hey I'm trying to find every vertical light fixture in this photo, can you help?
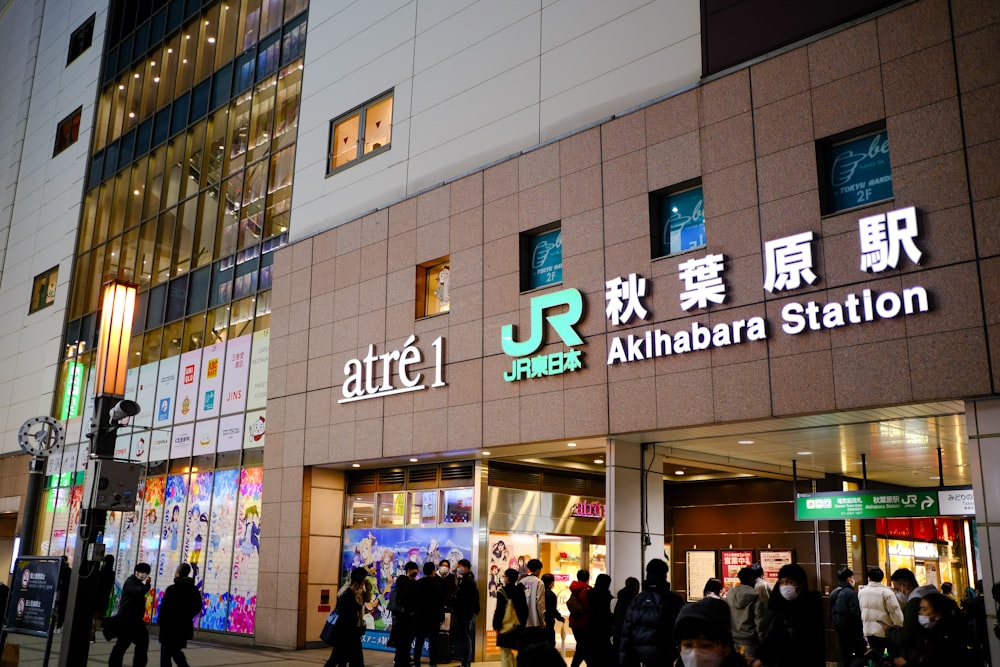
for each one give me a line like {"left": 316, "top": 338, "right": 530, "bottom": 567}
{"left": 94, "top": 280, "right": 137, "bottom": 397}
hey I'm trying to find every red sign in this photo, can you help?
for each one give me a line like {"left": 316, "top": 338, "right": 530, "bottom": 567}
{"left": 720, "top": 550, "right": 754, "bottom": 589}
{"left": 571, "top": 499, "right": 605, "bottom": 519}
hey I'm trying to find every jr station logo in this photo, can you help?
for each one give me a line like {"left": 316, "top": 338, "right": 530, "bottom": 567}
{"left": 501, "top": 288, "right": 585, "bottom": 381}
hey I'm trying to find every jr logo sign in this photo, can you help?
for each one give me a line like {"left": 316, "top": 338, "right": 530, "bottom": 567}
{"left": 501, "top": 288, "right": 585, "bottom": 381}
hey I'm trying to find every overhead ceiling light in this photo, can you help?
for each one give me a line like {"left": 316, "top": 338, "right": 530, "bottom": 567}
{"left": 594, "top": 458, "right": 604, "bottom": 464}
{"left": 853, "top": 461, "right": 864, "bottom": 465}
{"left": 797, "top": 451, "right": 812, "bottom": 456}
{"left": 929, "top": 475, "right": 941, "bottom": 480}
{"left": 738, "top": 440, "right": 754, "bottom": 445}
{"left": 674, "top": 469, "right": 685, "bottom": 476}
{"left": 409, "top": 458, "right": 418, "bottom": 463}
{"left": 481, "top": 451, "right": 490, "bottom": 456}
{"left": 567, "top": 442, "right": 577, "bottom": 447}
{"left": 351, "top": 463, "right": 360, "bottom": 468}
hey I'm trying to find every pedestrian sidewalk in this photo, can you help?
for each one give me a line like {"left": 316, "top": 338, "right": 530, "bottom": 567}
{"left": 1, "top": 633, "right": 537, "bottom": 666}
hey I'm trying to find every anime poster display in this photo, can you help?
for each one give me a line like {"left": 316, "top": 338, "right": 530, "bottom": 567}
{"left": 221, "top": 333, "right": 251, "bottom": 414}
{"left": 135, "top": 362, "right": 159, "bottom": 431}
{"left": 246, "top": 328, "right": 269, "bottom": 410}
{"left": 244, "top": 410, "right": 265, "bottom": 449}
{"left": 102, "top": 510, "right": 123, "bottom": 613}
{"left": 114, "top": 479, "right": 146, "bottom": 609}
{"left": 229, "top": 466, "right": 262, "bottom": 634}
{"left": 174, "top": 349, "right": 202, "bottom": 425}
{"left": 182, "top": 471, "right": 213, "bottom": 589}
{"left": 341, "top": 527, "right": 474, "bottom": 652}
{"left": 197, "top": 341, "right": 225, "bottom": 420}
{"left": 484, "top": 532, "right": 539, "bottom": 654}
{"left": 138, "top": 477, "right": 166, "bottom": 621}
{"left": 48, "top": 486, "right": 71, "bottom": 557}
{"left": 158, "top": 475, "right": 189, "bottom": 605}
{"left": 63, "top": 485, "right": 84, "bottom": 563}
{"left": 217, "top": 414, "right": 243, "bottom": 452}
{"left": 201, "top": 468, "right": 239, "bottom": 630}
{"left": 154, "top": 356, "right": 180, "bottom": 428}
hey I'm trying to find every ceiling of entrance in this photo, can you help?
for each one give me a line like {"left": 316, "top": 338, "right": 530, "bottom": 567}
{"left": 507, "top": 401, "right": 970, "bottom": 489}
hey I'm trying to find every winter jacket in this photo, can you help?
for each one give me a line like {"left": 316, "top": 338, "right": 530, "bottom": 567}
{"left": 829, "top": 581, "right": 862, "bottom": 633}
{"left": 858, "top": 581, "right": 904, "bottom": 637}
{"left": 544, "top": 588, "right": 563, "bottom": 634}
{"left": 118, "top": 574, "right": 151, "bottom": 624}
{"left": 518, "top": 574, "right": 546, "bottom": 628}
{"left": 757, "top": 588, "right": 826, "bottom": 667}
{"left": 157, "top": 576, "right": 203, "bottom": 646}
{"left": 493, "top": 582, "right": 527, "bottom": 649}
{"left": 95, "top": 562, "right": 116, "bottom": 615}
{"left": 727, "top": 583, "right": 764, "bottom": 649}
{"left": 451, "top": 572, "right": 480, "bottom": 618}
{"left": 567, "top": 580, "right": 591, "bottom": 630}
{"left": 618, "top": 581, "right": 684, "bottom": 666}
{"left": 612, "top": 585, "right": 637, "bottom": 650}
{"left": 413, "top": 574, "right": 445, "bottom": 631}
{"left": 887, "top": 583, "right": 938, "bottom": 662}
{"left": 587, "top": 586, "right": 614, "bottom": 640}
{"left": 908, "top": 612, "right": 977, "bottom": 666}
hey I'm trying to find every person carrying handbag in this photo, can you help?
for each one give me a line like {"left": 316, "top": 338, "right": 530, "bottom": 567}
{"left": 324, "top": 567, "right": 370, "bottom": 667}
{"left": 493, "top": 568, "right": 527, "bottom": 667}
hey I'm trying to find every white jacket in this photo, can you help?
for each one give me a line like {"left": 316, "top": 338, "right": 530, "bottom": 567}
{"left": 858, "top": 581, "right": 904, "bottom": 637}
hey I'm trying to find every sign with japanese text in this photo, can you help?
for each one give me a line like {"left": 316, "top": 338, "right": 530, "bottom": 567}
{"left": 822, "top": 130, "right": 893, "bottom": 213}
{"left": 197, "top": 341, "right": 225, "bottom": 420}
{"left": 758, "top": 550, "right": 793, "bottom": 585}
{"left": 685, "top": 550, "right": 717, "bottom": 602}
{"left": 6, "top": 557, "right": 60, "bottom": 637}
{"left": 936, "top": 486, "right": 976, "bottom": 516}
{"left": 221, "top": 334, "right": 252, "bottom": 414}
{"left": 720, "top": 550, "right": 755, "bottom": 589}
{"left": 174, "top": 349, "right": 202, "bottom": 425}
{"left": 501, "top": 288, "right": 584, "bottom": 381}
{"left": 795, "top": 489, "right": 943, "bottom": 520}
{"left": 246, "top": 328, "right": 270, "bottom": 411}
{"left": 217, "top": 413, "right": 244, "bottom": 452}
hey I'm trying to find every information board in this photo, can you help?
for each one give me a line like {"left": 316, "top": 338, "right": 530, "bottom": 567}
{"left": 5, "top": 556, "right": 60, "bottom": 637}
{"left": 685, "top": 550, "right": 716, "bottom": 602}
{"left": 796, "top": 489, "right": 941, "bottom": 520}
{"left": 822, "top": 129, "right": 893, "bottom": 212}
{"left": 720, "top": 550, "right": 754, "bottom": 590}
{"left": 758, "top": 549, "right": 793, "bottom": 586}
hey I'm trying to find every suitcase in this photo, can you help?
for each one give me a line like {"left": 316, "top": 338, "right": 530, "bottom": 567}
{"left": 432, "top": 630, "right": 451, "bottom": 664}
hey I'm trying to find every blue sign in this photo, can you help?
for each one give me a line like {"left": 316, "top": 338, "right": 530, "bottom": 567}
{"left": 823, "top": 130, "right": 893, "bottom": 213}
{"left": 660, "top": 187, "right": 705, "bottom": 256}
{"left": 157, "top": 397, "right": 171, "bottom": 422}
{"left": 527, "top": 229, "right": 562, "bottom": 289}
{"left": 203, "top": 390, "right": 215, "bottom": 411}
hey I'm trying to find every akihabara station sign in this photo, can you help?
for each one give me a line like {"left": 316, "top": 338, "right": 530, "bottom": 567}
{"left": 501, "top": 205, "right": 931, "bottom": 381}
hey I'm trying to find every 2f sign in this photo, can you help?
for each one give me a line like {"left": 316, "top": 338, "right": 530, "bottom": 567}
{"left": 339, "top": 335, "right": 445, "bottom": 403}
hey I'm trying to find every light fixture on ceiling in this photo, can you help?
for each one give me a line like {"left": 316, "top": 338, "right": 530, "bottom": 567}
{"left": 797, "top": 451, "right": 812, "bottom": 456}
{"left": 481, "top": 451, "right": 491, "bottom": 456}
{"left": 594, "top": 458, "right": 604, "bottom": 465}
{"left": 674, "top": 469, "right": 685, "bottom": 476}
{"left": 738, "top": 440, "right": 754, "bottom": 445}
{"left": 567, "top": 442, "right": 577, "bottom": 447}
{"left": 409, "top": 458, "right": 418, "bottom": 463}
{"left": 351, "top": 463, "right": 360, "bottom": 468}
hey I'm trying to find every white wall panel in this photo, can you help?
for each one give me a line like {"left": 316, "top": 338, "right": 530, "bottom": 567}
{"left": 540, "top": 0, "right": 653, "bottom": 53}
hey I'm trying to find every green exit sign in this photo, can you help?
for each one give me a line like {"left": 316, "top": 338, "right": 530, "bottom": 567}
{"left": 796, "top": 490, "right": 939, "bottom": 521}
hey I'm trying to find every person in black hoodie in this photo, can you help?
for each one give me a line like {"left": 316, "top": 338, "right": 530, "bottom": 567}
{"left": 619, "top": 559, "right": 684, "bottom": 667}
{"left": 92, "top": 554, "right": 116, "bottom": 642}
{"left": 109, "top": 562, "right": 152, "bottom": 667}
{"left": 587, "top": 573, "right": 614, "bottom": 664}
{"left": 451, "top": 559, "right": 480, "bottom": 667}
{"left": 752, "top": 563, "right": 825, "bottom": 667}
{"left": 413, "top": 561, "right": 445, "bottom": 667}
{"left": 156, "top": 563, "right": 203, "bottom": 667}
{"left": 542, "top": 573, "right": 564, "bottom": 647}
{"left": 389, "top": 561, "right": 419, "bottom": 667}
{"left": 613, "top": 576, "right": 639, "bottom": 654}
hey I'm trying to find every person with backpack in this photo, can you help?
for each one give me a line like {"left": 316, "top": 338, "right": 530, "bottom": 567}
{"left": 516, "top": 558, "right": 548, "bottom": 665}
{"left": 493, "top": 568, "right": 527, "bottom": 667}
{"left": 389, "top": 561, "right": 419, "bottom": 667}
{"left": 829, "top": 567, "right": 865, "bottom": 667}
{"left": 109, "top": 562, "right": 153, "bottom": 667}
{"left": 567, "top": 570, "right": 593, "bottom": 666}
{"left": 619, "top": 558, "right": 684, "bottom": 667}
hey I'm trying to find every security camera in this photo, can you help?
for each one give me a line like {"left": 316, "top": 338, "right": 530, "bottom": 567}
{"left": 108, "top": 400, "right": 141, "bottom": 423}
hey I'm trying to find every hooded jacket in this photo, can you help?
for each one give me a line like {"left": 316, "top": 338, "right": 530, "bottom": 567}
{"left": 567, "top": 580, "right": 591, "bottom": 630}
{"left": 757, "top": 587, "right": 826, "bottom": 667}
{"left": 157, "top": 576, "right": 203, "bottom": 646}
{"left": 618, "top": 580, "right": 684, "bottom": 666}
{"left": 887, "top": 583, "right": 938, "bottom": 661}
{"left": 858, "top": 580, "right": 904, "bottom": 637}
{"left": 726, "top": 583, "right": 764, "bottom": 647}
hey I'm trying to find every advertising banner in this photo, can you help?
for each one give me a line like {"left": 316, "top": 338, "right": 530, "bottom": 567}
{"left": 229, "top": 467, "right": 262, "bottom": 634}
{"left": 720, "top": 550, "right": 754, "bottom": 590}
{"left": 193, "top": 419, "right": 219, "bottom": 455}
{"left": 221, "top": 334, "right": 252, "bottom": 414}
{"left": 154, "top": 356, "right": 180, "bottom": 428}
{"left": 197, "top": 342, "right": 225, "bottom": 420}
{"left": 174, "top": 349, "right": 202, "bottom": 425}
{"left": 6, "top": 557, "right": 61, "bottom": 637}
{"left": 246, "top": 329, "right": 270, "bottom": 411}
{"left": 217, "top": 414, "right": 243, "bottom": 452}
{"left": 244, "top": 410, "right": 266, "bottom": 449}
{"left": 685, "top": 550, "right": 717, "bottom": 602}
{"left": 170, "top": 422, "right": 194, "bottom": 459}
{"left": 149, "top": 428, "right": 171, "bottom": 463}
{"left": 759, "top": 550, "right": 794, "bottom": 586}
{"left": 135, "top": 362, "right": 159, "bottom": 429}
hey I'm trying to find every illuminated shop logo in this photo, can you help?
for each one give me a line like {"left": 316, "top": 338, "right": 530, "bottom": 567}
{"left": 571, "top": 500, "right": 605, "bottom": 519}
{"left": 501, "top": 288, "right": 584, "bottom": 382}
{"left": 340, "top": 335, "right": 446, "bottom": 403}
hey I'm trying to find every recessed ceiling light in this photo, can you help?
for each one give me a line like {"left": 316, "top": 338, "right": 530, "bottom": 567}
{"left": 929, "top": 475, "right": 941, "bottom": 480}
{"left": 567, "top": 442, "right": 577, "bottom": 447}
{"left": 738, "top": 440, "right": 754, "bottom": 445}
{"left": 594, "top": 458, "right": 604, "bottom": 464}
{"left": 674, "top": 469, "right": 685, "bottom": 475}
{"left": 409, "top": 458, "right": 418, "bottom": 463}
{"left": 853, "top": 461, "right": 864, "bottom": 465}
{"left": 797, "top": 451, "right": 812, "bottom": 456}
{"left": 351, "top": 463, "right": 360, "bottom": 468}
{"left": 481, "top": 451, "right": 490, "bottom": 456}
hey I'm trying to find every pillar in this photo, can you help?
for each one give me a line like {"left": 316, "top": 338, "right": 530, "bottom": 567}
{"left": 607, "top": 440, "right": 665, "bottom": 589}
{"left": 965, "top": 399, "right": 1000, "bottom": 663}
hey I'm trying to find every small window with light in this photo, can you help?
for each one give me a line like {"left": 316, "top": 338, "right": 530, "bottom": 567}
{"left": 30, "top": 266, "right": 59, "bottom": 314}
{"left": 651, "top": 182, "right": 705, "bottom": 258}
{"left": 521, "top": 224, "right": 563, "bottom": 291}
{"left": 416, "top": 257, "right": 450, "bottom": 318}
{"left": 327, "top": 91, "right": 393, "bottom": 174}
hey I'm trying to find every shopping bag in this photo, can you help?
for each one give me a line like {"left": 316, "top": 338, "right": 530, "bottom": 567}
{"left": 319, "top": 610, "right": 339, "bottom": 646}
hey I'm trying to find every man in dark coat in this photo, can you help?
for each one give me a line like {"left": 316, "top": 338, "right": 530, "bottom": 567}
{"left": 390, "top": 561, "right": 419, "bottom": 667}
{"left": 753, "top": 563, "right": 825, "bottom": 667}
{"left": 412, "top": 561, "right": 445, "bottom": 667}
{"left": 109, "top": 562, "right": 152, "bottom": 667}
{"left": 450, "top": 559, "right": 480, "bottom": 667}
{"left": 157, "top": 563, "right": 203, "bottom": 667}
{"left": 56, "top": 555, "right": 71, "bottom": 632}
{"left": 829, "top": 567, "right": 865, "bottom": 667}
{"left": 618, "top": 558, "right": 684, "bottom": 667}
{"left": 92, "top": 554, "right": 116, "bottom": 642}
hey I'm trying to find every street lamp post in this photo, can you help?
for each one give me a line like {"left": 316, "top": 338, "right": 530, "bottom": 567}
{"left": 58, "top": 281, "right": 138, "bottom": 667}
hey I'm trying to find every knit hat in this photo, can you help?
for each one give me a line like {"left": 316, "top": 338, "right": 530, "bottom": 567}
{"left": 674, "top": 598, "right": 733, "bottom": 644}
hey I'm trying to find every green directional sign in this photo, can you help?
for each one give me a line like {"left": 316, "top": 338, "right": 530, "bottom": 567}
{"left": 795, "top": 490, "right": 938, "bottom": 521}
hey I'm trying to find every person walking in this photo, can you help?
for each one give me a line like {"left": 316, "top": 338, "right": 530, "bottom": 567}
{"left": 109, "top": 562, "right": 152, "bottom": 667}
{"left": 886, "top": 568, "right": 938, "bottom": 663}
{"left": 389, "top": 561, "right": 419, "bottom": 667}
{"left": 451, "top": 559, "right": 480, "bottom": 667}
{"left": 727, "top": 566, "right": 765, "bottom": 659}
{"left": 587, "top": 573, "right": 614, "bottom": 664}
{"left": 619, "top": 558, "right": 684, "bottom": 667}
{"left": 567, "top": 570, "right": 593, "bottom": 667}
{"left": 612, "top": 576, "right": 640, "bottom": 655}
{"left": 892, "top": 592, "right": 977, "bottom": 666}
{"left": 541, "top": 573, "right": 564, "bottom": 648}
{"left": 324, "top": 567, "right": 370, "bottom": 667}
{"left": 516, "top": 558, "right": 547, "bottom": 663}
{"left": 859, "top": 566, "right": 904, "bottom": 660}
{"left": 674, "top": 597, "right": 753, "bottom": 667}
{"left": 56, "top": 555, "right": 71, "bottom": 632}
{"left": 830, "top": 567, "right": 866, "bottom": 667}
{"left": 157, "top": 563, "right": 203, "bottom": 667}
{"left": 413, "top": 561, "right": 445, "bottom": 667}
{"left": 92, "top": 554, "right": 116, "bottom": 642}
{"left": 493, "top": 568, "right": 527, "bottom": 667}
{"left": 752, "top": 563, "right": 825, "bottom": 667}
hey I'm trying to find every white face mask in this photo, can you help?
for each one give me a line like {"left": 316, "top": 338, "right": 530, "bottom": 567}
{"left": 917, "top": 614, "right": 933, "bottom": 628}
{"left": 779, "top": 584, "right": 799, "bottom": 601}
{"left": 680, "top": 647, "right": 725, "bottom": 667}
{"left": 439, "top": 566, "right": 450, "bottom": 576}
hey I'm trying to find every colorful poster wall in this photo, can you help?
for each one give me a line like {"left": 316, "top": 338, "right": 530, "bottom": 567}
{"left": 342, "top": 527, "right": 474, "bottom": 652}
{"left": 484, "top": 532, "right": 539, "bottom": 654}
{"left": 157, "top": 475, "right": 189, "bottom": 614}
{"left": 139, "top": 477, "right": 166, "bottom": 621}
{"left": 229, "top": 467, "right": 262, "bottom": 634}
{"left": 183, "top": 472, "right": 213, "bottom": 590}
{"left": 201, "top": 468, "right": 239, "bottom": 630}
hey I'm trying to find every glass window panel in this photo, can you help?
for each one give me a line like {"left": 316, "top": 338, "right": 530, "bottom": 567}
{"left": 170, "top": 91, "right": 191, "bottom": 138}
{"left": 94, "top": 89, "right": 113, "bottom": 152}
{"left": 117, "top": 128, "right": 136, "bottom": 170}
{"left": 284, "top": 0, "right": 306, "bottom": 21}
{"left": 657, "top": 186, "right": 705, "bottom": 257}
{"left": 260, "top": 0, "right": 282, "bottom": 39}
{"left": 195, "top": 190, "right": 219, "bottom": 268}
{"left": 104, "top": 234, "right": 123, "bottom": 282}
{"left": 187, "top": 266, "right": 211, "bottom": 314}
{"left": 215, "top": 1, "right": 240, "bottom": 69}
{"left": 210, "top": 257, "right": 234, "bottom": 308}
{"left": 183, "top": 313, "right": 206, "bottom": 351}
{"left": 89, "top": 152, "right": 104, "bottom": 191}
{"left": 109, "top": 171, "right": 130, "bottom": 239}
{"left": 173, "top": 195, "right": 199, "bottom": 275}
{"left": 102, "top": 142, "right": 118, "bottom": 180}
{"left": 248, "top": 76, "right": 276, "bottom": 162}
{"left": 363, "top": 95, "right": 393, "bottom": 155}
{"left": 143, "top": 147, "right": 166, "bottom": 219}
{"left": 196, "top": 7, "right": 219, "bottom": 83}
{"left": 163, "top": 319, "right": 184, "bottom": 359}
{"left": 273, "top": 62, "right": 300, "bottom": 151}
{"left": 190, "top": 79, "right": 210, "bottom": 122}
{"left": 142, "top": 325, "right": 163, "bottom": 363}
{"left": 174, "top": 28, "right": 198, "bottom": 96}
{"left": 211, "top": 64, "right": 233, "bottom": 110}
{"left": 78, "top": 192, "right": 97, "bottom": 254}
{"left": 239, "top": 0, "right": 262, "bottom": 51}
{"left": 442, "top": 488, "right": 473, "bottom": 523}
{"left": 234, "top": 251, "right": 259, "bottom": 300}
{"left": 152, "top": 211, "right": 176, "bottom": 286}
{"left": 253, "top": 289, "right": 270, "bottom": 331}
{"left": 166, "top": 275, "right": 188, "bottom": 324}
{"left": 240, "top": 160, "right": 266, "bottom": 249}
{"left": 124, "top": 159, "right": 148, "bottom": 232}
{"left": 184, "top": 121, "right": 207, "bottom": 191}
{"left": 256, "top": 33, "right": 279, "bottom": 81}
{"left": 93, "top": 181, "right": 114, "bottom": 246}
{"left": 420, "top": 259, "right": 450, "bottom": 316}
{"left": 124, "top": 68, "right": 143, "bottom": 134}
{"left": 85, "top": 245, "right": 107, "bottom": 313}
{"left": 206, "top": 304, "right": 230, "bottom": 344}
{"left": 157, "top": 34, "right": 180, "bottom": 110}
{"left": 139, "top": 53, "right": 160, "bottom": 120}
{"left": 228, "top": 295, "right": 255, "bottom": 338}
{"left": 69, "top": 252, "right": 90, "bottom": 319}
{"left": 348, "top": 494, "right": 374, "bottom": 528}
{"left": 108, "top": 73, "right": 130, "bottom": 144}
{"left": 135, "top": 117, "right": 153, "bottom": 155}
{"left": 137, "top": 218, "right": 157, "bottom": 288}
{"left": 120, "top": 226, "right": 140, "bottom": 284}
{"left": 205, "top": 111, "right": 227, "bottom": 188}
{"left": 153, "top": 106, "right": 171, "bottom": 147}
{"left": 258, "top": 251, "right": 273, "bottom": 291}
{"left": 226, "top": 91, "right": 251, "bottom": 175}
{"left": 408, "top": 491, "right": 438, "bottom": 526}
{"left": 163, "top": 136, "right": 187, "bottom": 210}
{"left": 217, "top": 175, "right": 241, "bottom": 258}
{"left": 280, "top": 19, "right": 305, "bottom": 66}
{"left": 524, "top": 227, "right": 563, "bottom": 289}
{"left": 377, "top": 492, "right": 405, "bottom": 527}
{"left": 330, "top": 113, "right": 358, "bottom": 171}
{"left": 234, "top": 50, "right": 255, "bottom": 94}
{"left": 264, "top": 147, "right": 293, "bottom": 239}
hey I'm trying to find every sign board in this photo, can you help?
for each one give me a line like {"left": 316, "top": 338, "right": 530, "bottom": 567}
{"left": 758, "top": 549, "right": 793, "bottom": 586}
{"left": 822, "top": 129, "right": 892, "bottom": 212}
{"left": 5, "top": 556, "right": 60, "bottom": 637}
{"left": 685, "top": 550, "right": 716, "bottom": 602}
{"left": 936, "top": 486, "right": 976, "bottom": 516}
{"left": 795, "top": 489, "right": 948, "bottom": 521}
{"left": 720, "top": 550, "right": 754, "bottom": 590}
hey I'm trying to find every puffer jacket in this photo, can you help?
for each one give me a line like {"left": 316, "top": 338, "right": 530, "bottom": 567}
{"left": 567, "top": 580, "right": 591, "bottom": 630}
{"left": 858, "top": 581, "right": 903, "bottom": 637}
{"left": 727, "top": 583, "right": 763, "bottom": 648}
{"left": 618, "top": 581, "right": 684, "bottom": 666}
{"left": 757, "top": 588, "right": 826, "bottom": 667}
{"left": 887, "top": 583, "right": 939, "bottom": 661}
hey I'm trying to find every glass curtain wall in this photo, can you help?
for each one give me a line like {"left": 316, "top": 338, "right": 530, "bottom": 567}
{"left": 41, "top": 0, "right": 308, "bottom": 636}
